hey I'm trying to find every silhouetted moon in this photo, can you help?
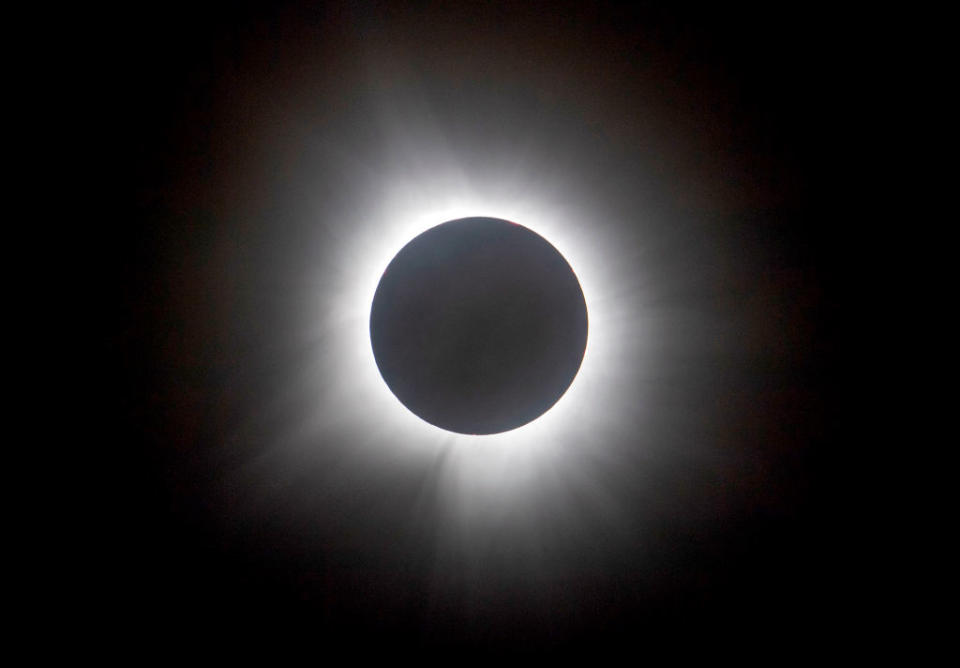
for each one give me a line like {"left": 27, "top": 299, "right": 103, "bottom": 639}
{"left": 370, "top": 217, "right": 588, "bottom": 435}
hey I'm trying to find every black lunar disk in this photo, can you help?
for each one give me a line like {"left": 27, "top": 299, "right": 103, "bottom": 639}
{"left": 370, "top": 217, "right": 588, "bottom": 435}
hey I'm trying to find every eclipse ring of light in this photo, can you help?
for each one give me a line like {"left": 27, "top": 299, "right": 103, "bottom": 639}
{"left": 303, "top": 177, "right": 646, "bottom": 510}
{"left": 370, "top": 217, "right": 588, "bottom": 435}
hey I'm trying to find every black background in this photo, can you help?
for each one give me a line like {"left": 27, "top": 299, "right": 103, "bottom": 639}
{"left": 98, "top": 0, "right": 854, "bottom": 657}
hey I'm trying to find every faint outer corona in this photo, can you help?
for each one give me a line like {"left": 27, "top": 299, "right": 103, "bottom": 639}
{"left": 370, "top": 217, "right": 588, "bottom": 435}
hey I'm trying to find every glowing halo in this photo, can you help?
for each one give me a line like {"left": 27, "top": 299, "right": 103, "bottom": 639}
{"left": 285, "top": 158, "right": 658, "bottom": 521}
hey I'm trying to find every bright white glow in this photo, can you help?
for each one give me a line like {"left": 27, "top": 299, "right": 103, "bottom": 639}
{"left": 283, "top": 147, "right": 660, "bottom": 527}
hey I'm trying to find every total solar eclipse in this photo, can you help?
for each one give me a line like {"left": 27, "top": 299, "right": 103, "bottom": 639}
{"left": 370, "top": 217, "right": 588, "bottom": 435}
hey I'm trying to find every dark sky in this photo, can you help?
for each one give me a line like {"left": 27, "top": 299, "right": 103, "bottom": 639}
{"left": 101, "top": 0, "right": 851, "bottom": 656}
